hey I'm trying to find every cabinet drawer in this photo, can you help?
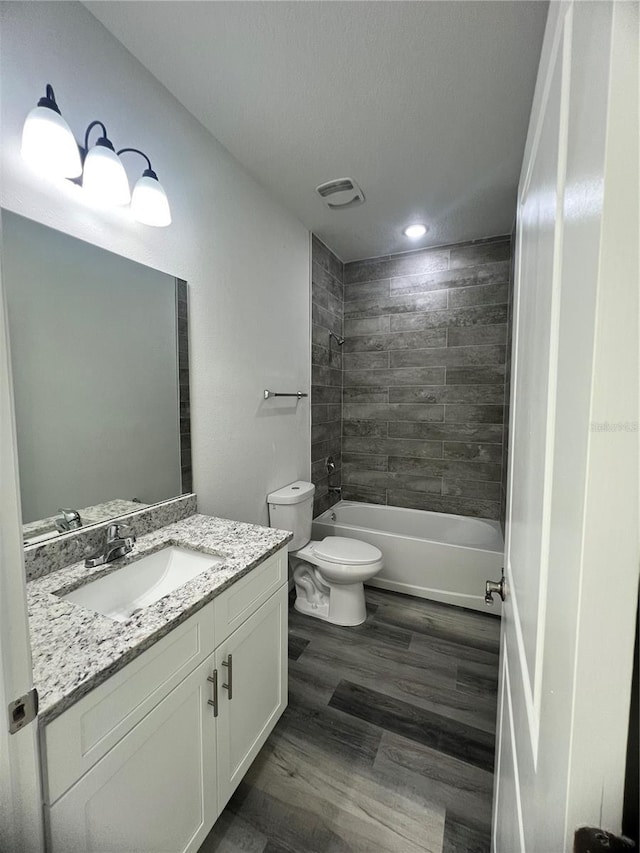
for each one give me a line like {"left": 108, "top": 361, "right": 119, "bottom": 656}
{"left": 42, "top": 600, "right": 215, "bottom": 805}
{"left": 213, "top": 547, "right": 287, "bottom": 646}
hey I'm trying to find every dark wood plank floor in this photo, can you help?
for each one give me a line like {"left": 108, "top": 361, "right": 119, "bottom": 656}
{"left": 199, "top": 588, "right": 500, "bottom": 853}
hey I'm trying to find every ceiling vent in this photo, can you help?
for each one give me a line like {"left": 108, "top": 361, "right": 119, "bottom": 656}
{"left": 315, "top": 177, "right": 365, "bottom": 210}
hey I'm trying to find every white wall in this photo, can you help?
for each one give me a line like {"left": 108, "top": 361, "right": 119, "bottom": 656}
{"left": 0, "top": 1, "right": 311, "bottom": 526}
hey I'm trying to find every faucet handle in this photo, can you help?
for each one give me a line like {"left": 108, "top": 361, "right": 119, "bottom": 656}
{"left": 107, "top": 523, "right": 136, "bottom": 543}
{"left": 55, "top": 508, "right": 82, "bottom": 532}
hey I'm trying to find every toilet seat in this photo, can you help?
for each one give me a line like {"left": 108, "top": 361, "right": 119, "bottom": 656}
{"left": 311, "top": 536, "right": 381, "bottom": 565}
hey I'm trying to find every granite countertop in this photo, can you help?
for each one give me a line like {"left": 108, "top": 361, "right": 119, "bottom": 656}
{"left": 27, "top": 513, "right": 292, "bottom": 725}
{"left": 23, "top": 498, "right": 149, "bottom": 544}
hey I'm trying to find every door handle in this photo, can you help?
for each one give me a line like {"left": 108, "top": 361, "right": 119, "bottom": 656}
{"left": 222, "top": 654, "right": 233, "bottom": 700}
{"left": 485, "top": 573, "right": 506, "bottom": 606}
{"left": 207, "top": 669, "right": 218, "bottom": 716}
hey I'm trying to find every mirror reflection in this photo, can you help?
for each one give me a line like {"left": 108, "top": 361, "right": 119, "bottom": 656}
{"left": 2, "top": 211, "right": 190, "bottom": 544}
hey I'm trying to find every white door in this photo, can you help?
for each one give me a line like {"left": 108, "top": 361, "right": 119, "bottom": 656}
{"left": 0, "top": 220, "right": 44, "bottom": 851}
{"left": 493, "top": 2, "right": 639, "bottom": 851}
{"left": 216, "top": 584, "right": 288, "bottom": 812}
{"left": 47, "top": 651, "right": 219, "bottom": 853}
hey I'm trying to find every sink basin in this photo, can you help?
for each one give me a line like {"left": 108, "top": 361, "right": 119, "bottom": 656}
{"left": 61, "top": 546, "right": 225, "bottom": 622}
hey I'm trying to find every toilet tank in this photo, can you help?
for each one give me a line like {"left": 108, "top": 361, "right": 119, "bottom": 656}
{"left": 267, "top": 481, "right": 315, "bottom": 551}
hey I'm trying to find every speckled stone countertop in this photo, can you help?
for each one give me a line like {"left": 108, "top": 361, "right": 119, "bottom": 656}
{"left": 27, "top": 514, "right": 292, "bottom": 725}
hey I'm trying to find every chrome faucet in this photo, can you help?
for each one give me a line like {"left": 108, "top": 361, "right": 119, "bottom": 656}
{"left": 85, "top": 523, "right": 136, "bottom": 568}
{"left": 328, "top": 486, "right": 342, "bottom": 498}
{"left": 55, "top": 508, "right": 82, "bottom": 533}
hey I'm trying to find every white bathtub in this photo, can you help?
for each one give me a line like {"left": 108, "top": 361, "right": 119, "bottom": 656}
{"left": 312, "top": 501, "right": 504, "bottom": 613}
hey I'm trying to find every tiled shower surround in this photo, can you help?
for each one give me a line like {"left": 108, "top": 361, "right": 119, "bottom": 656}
{"left": 341, "top": 236, "right": 511, "bottom": 520}
{"left": 311, "top": 236, "right": 344, "bottom": 516}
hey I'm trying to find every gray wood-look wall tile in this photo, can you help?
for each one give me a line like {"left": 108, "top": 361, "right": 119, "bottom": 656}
{"left": 444, "top": 405, "right": 505, "bottom": 424}
{"left": 312, "top": 302, "right": 343, "bottom": 334}
{"left": 344, "top": 367, "right": 446, "bottom": 387}
{"left": 388, "top": 456, "right": 501, "bottom": 483}
{"left": 387, "top": 422, "right": 503, "bottom": 443}
{"left": 344, "top": 329, "right": 447, "bottom": 353}
{"left": 389, "top": 260, "right": 510, "bottom": 296}
{"left": 389, "top": 346, "right": 506, "bottom": 369}
{"left": 389, "top": 456, "right": 500, "bottom": 483}
{"left": 342, "top": 485, "right": 387, "bottom": 504}
{"left": 311, "top": 238, "right": 345, "bottom": 514}
{"left": 389, "top": 385, "right": 505, "bottom": 404}
{"left": 343, "top": 386, "right": 390, "bottom": 403}
{"left": 344, "top": 316, "right": 392, "bottom": 337}
{"left": 441, "top": 479, "right": 502, "bottom": 501}
{"left": 311, "top": 421, "right": 342, "bottom": 444}
{"left": 449, "top": 237, "right": 510, "bottom": 269}
{"left": 447, "top": 324, "right": 507, "bottom": 347}
{"left": 310, "top": 233, "right": 511, "bottom": 522}
{"left": 342, "top": 455, "right": 389, "bottom": 472}
{"left": 312, "top": 385, "right": 341, "bottom": 404}
{"left": 343, "top": 469, "right": 443, "bottom": 495}
{"left": 342, "top": 437, "right": 444, "bottom": 459}
{"left": 312, "top": 234, "right": 343, "bottom": 282}
{"left": 443, "top": 442, "right": 504, "bottom": 462}
{"left": 448, "top": 283, "right": 509, "bottom": 308}
{"left": 387, "top": 489, "right": 500, "bottom": 519}
{"left": 344, "top": 248, "right": 450, "bottom": 284}
{"left": 344, "top": 279, "right": 391, "bottom": 302}
{"left": 343, "top": 420, "right": 390, "bottom": 437}
{"left": 343, "top": 351, "right": 390, "bottom": 371}
{"left": 344, "top": 403, "right": 445, "bottom": 423}
{"left": 445, "top": 366, "right": 505, "bottom": 385}
{"left": 344, "top": 290, "right": 449, "bottom": 319}
{"left": 389, "top": 304, "right": 508, "bottom": 332}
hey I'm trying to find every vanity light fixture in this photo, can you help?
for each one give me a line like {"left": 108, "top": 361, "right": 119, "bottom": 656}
{"left": 82, "top": 122, "right": 131, "bottom": 206}
{"left": 403, "top": 223, "right": 428, "bottom": 239}
{"left": 119, "top": 148, "right": 172, "bottom": 227}
{"left": 21, "top": 84, "right": 171, "bottom": 227}
{"left": 21, "top": 84, "right": 82, "bottom": 178}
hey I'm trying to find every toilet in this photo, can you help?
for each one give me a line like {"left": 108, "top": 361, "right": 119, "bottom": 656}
{"left": 267, "top": 481, "right": 383, "bottom": 626}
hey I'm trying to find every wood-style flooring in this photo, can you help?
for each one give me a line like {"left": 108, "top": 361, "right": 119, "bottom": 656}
{"left": 199, "top": 588, "right": 501, "bottom": 853}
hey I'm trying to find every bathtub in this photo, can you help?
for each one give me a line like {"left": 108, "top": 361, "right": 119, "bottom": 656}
{"left": 312, "top": 501, "right": 504, "bottom": 613}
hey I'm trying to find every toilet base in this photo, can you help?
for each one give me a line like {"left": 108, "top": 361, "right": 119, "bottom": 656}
{"left": 294, "top": 580, "right": 367, "bottom": 627}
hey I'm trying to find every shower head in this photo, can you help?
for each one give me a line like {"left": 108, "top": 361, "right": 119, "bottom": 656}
{"left": 329, "top": 331, "right": 345, "bottom": 346}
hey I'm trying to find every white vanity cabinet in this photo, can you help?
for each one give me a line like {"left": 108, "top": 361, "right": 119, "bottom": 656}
{"left": 215, "top": 580, "right": 288, "bottom": 810}
{"left": 41, "top": 546, "right": 288, "bottom": 853}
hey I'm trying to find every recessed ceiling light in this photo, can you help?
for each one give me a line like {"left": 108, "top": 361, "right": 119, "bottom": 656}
{"left": 403, "top": 223, "right": 427, "bottom": 239}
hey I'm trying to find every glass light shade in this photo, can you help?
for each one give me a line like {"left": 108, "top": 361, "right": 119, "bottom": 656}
{"left": 21, "top": 106, "right": 82, "bottom": 178}
{"left": 82, "top": 144, "right": 131, "bottom": 205}
{"left": 131, "top": 175, "right": 172, "bottom": 227}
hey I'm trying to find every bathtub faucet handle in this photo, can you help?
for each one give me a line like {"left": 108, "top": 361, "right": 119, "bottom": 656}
{"left": 485, "top": 573, "right": 506, "bottom": 606}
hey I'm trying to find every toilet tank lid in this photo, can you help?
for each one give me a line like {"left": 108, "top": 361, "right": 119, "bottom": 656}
{"left": 267, "top": 481, "right": 315, "bottom": 505}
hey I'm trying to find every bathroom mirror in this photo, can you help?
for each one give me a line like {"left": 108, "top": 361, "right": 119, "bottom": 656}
{"left": 1, "top": 210, "right": 191, "bottom": 545}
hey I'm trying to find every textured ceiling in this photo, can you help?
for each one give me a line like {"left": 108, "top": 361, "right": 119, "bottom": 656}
{"left": 85, "top": 1, "right": 548, "bottom": 261}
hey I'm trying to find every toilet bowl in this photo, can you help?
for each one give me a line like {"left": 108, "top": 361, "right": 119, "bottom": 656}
{"left": 267, "top": 481, "right": 383, "bottom": 627}
{"left": 290, "top": 537, "right": 383, "bottom": 626}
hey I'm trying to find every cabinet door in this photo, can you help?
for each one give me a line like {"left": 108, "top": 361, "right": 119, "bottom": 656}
{"left": 216, "top": 583, "right": 288, "bottom": 811}
{"left": 47, "top": 652, "right": 219, "bottom": 853}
